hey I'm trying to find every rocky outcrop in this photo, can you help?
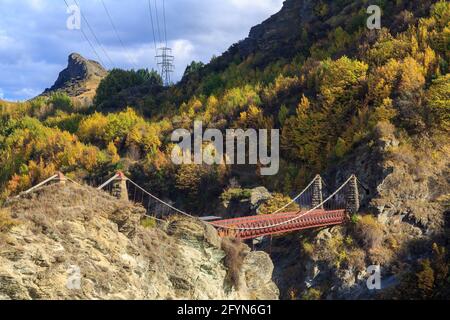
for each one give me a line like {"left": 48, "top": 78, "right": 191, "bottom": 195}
{"left": 42, "top": 53, "right": 107, "bottom": 106}
{"left": 0, "top": 184, "right": 279, "bottom": 300}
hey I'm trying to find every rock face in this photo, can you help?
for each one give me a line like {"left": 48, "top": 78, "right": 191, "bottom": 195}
{"left": 42, "top": 53, "right": 107, "bottom": 106}
{"left": 0, "top": 184, "right": 279, "bottom": 300}
{"left": 237, "top": 0, "right": 305, "bottom": 58}
{"left": 211, "top": 0, "right": 434, "bottom": 72}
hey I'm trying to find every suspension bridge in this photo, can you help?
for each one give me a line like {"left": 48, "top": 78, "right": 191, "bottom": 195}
{"left": 14, "top": 171, "right": 363, "bottom": 240}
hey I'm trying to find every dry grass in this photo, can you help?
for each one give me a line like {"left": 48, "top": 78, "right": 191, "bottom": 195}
{"left": 354, "top": 215, "right": 384, "bottom": 250}
{"left": 346, "top": 247, "right": 367, "bottom": 271}
{"left": 221, "top": 237, "right": 248, "bottom": 289}
{"left": 0, "top": 208, "right": 19, "bottom": 232}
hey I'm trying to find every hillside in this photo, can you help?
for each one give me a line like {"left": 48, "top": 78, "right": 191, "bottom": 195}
{"left": 0, "top": 184, "right": 278, "bottom": 300}
{"left": 175, "top": 0, "right": 440, "bottom": 99}
{"left": 0, "top": 0, "right": 449, "bottom": 300}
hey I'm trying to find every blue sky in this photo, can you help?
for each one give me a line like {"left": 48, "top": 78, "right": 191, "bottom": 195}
{"left": 0, "top": 0, "right": 284, "bottom": 101}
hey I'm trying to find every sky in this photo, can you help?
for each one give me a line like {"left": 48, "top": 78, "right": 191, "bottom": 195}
{"left": 0, "top": 0, "right": 284, "bottom": 101}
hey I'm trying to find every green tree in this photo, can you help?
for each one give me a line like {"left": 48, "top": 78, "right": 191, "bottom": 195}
{"left": 95, "top": 68, "right": 162, "bottom": 111}
{"left": 425, "top": 74, "right": 450, "bottom": 130}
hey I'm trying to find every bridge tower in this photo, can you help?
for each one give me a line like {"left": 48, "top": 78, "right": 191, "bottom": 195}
{"left": 345, "top": 175, "right": 360, "bottom": 215}
{"left": 311, "top": 175, "right": 324, "bottom": 209}
{"left": 111, "top": 171, "right": 129, "bottom": 201}
{"left": 56, "top": 172, "right": 67, "bottom": 185}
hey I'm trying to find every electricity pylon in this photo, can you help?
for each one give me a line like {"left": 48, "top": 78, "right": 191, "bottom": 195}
{"left": 156, "top": 47, "right": 174, "bottom": 86}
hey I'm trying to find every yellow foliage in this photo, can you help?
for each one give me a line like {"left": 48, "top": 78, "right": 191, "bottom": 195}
{"left": 398, "top": 57, "right": 426, "bottom": 93}
{"left": 258, "top": 193, "right": 300, "bottom": 215}
{"left": 77, "top": 112, "right": 108, "bottom": 143}
{"left": 107, "top": 142, "right": 120, "bottom": 165}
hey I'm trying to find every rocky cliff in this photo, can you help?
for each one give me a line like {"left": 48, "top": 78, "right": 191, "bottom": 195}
{"left": 0, "top": 184, "right": 278, "bottom": 300}
{"left": 42, "top": 53, "right": 107, "bottom": 106}
{"left": 209, "top": 0, "right": 435, "bottom": 71}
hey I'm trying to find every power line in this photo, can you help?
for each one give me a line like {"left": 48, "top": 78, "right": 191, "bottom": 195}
{"left": 162, "top": 0, "right": 168, "bottom": 47}
{"left": 72, "top": 0, "right": 115, "bottom": 68}
{"left": 63, "top": 0, "right": 106, "bottom": 67}
{"left": 100, "top": 0, "right": 138, "bottom": 69}
{"left": 153, "top": 0, "right": 162, "bottom": 45}
{"left": 147, "top": 0, "right": 158, "bottom": 55}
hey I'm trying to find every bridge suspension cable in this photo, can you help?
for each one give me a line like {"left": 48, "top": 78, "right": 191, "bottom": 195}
{"left": 19, "top": 174, "right": 59, "bottom": 196}
{"left": 97, "top": 173, "right": 322, "bottom": 219}
{"left": 14, "top": 172, "right": 80, "bottom": 198}
{"left": 270, "top": 175, "right": 319, "bottom": 215}
{"left": 209, "top": 175, "right": 355, "bottom": 231}
{"left": 125, "top": 178, "right": 193, "bottom": 218}
{"left": 16, "top": 171, "right": 357, "bottom": 236}
{"left": 96, "top": 172, "right": 354, "bottom": 232}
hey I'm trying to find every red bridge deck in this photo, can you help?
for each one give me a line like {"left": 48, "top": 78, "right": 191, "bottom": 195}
{"left": 213, "top": 209, "right": 346, "bottom": 240}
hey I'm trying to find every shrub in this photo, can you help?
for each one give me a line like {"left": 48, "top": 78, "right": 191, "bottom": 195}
{"left": 302, "top": 288, "right": 322, "bottom": 300}
{"left": 220, "top": 188, "right": 252, "bottom": 202}
{"left": 221, "top": 237, "right": 247, "bottom": 289}
{"left": 354, "top": 215, "right": 384, "bottom": 250}
{"left": 258, "top": 193, "right": 300, "bottom": 215}
{"left": 351, "top": 214, "right": 360, "bottom": 224}
{"left": 0, "top": 209, "right": 18, "bottom": 232}
{"left": 288, "top": 288, "right": 299, "bottom": 300}
{"left": 425, "top": 74, "right": 450, "bottom": 131}
{"left": 48, "top": 92, "right": 73, "bottom": 113}
{"left": 346, "top": 247, "right": 367, "bottom": 271}
{"left": 417, "top": 259, "right": 435, "bottom": 298}
{"left": 44, "top": 111, "right": 83, "bottom": 134}
{"left": 140, "top": 217, "right": 157, "bottom": 229}
{"left": 302, "top": 239, "right": 314, "bottom": 255}
{"left": 175, "top": 164, "right": 226, "bottom": 211}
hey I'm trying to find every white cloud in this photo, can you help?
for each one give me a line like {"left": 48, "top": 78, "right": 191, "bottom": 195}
{"left": 229, "top": 0, "right": 282, "bottom": 12}
{"left": 13, "top": 87, "right": 41, "bottom": 98}
{"left": 27, "top": 0, "right": 47, "bottom": 12}
{"left": 171, "top": 39, "right": 196, "bottom": 76}
{"left": 0, "top": 0, "right": 285, "bottom": 100}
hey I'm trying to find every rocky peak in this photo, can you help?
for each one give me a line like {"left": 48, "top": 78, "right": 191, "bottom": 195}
{"left": 52, "top": 53, "right": 106, "bottom": 88}
{"left": 42, "top": 53, "right": 107, "bottom": 105}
